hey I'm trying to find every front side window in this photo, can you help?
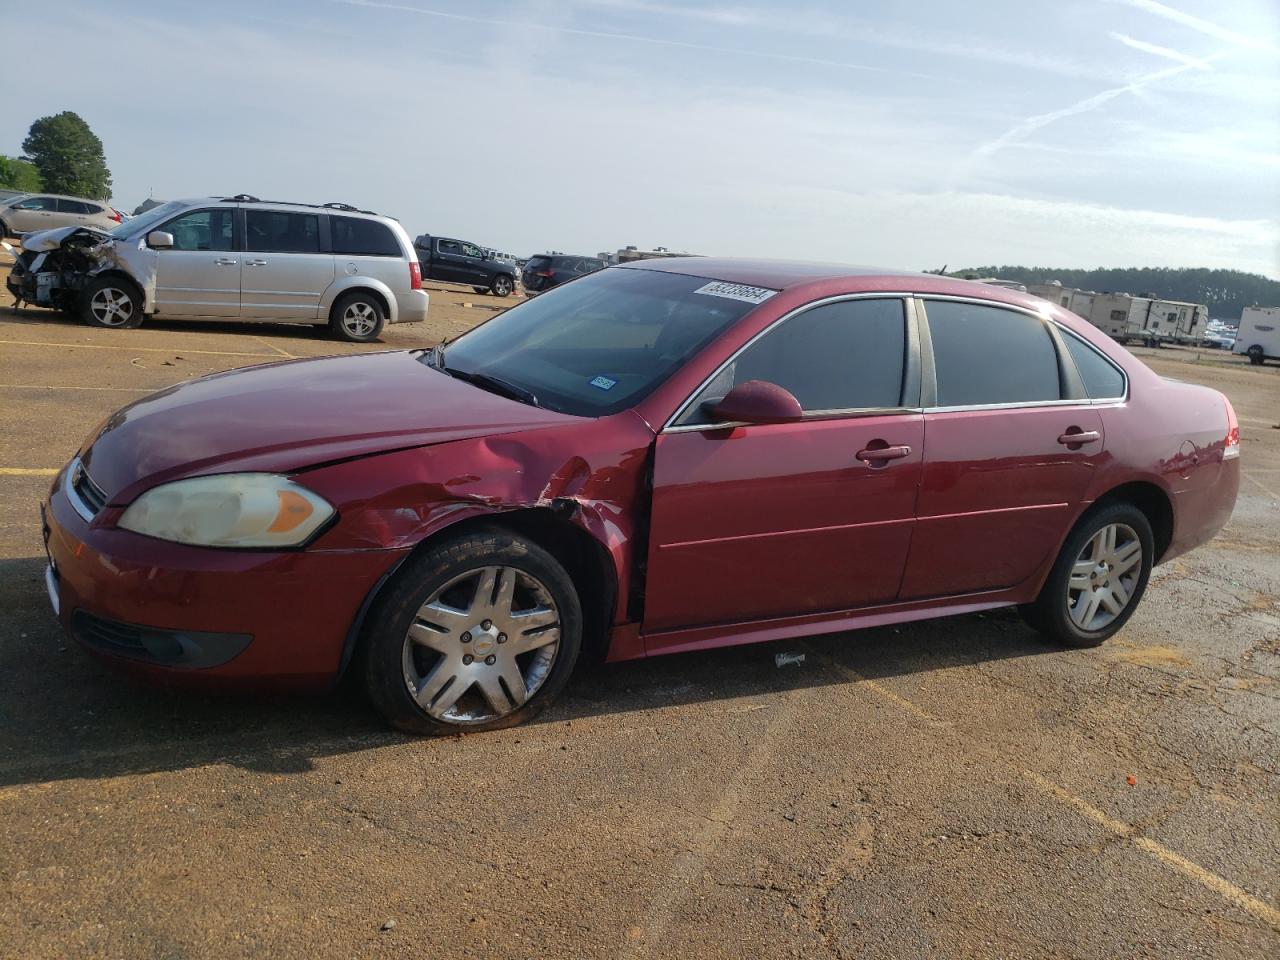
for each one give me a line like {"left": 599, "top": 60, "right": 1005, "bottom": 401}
{"left": 677, "top": 298, "right": 907, "bottom": 425}
{"left": 1063, "top": 333, "right": 1126, "bottom": 400}
{"left": 245, "top": 210, "right": 319, "bottom": 253}
{"left": 439, "top": 268, "right": 758, "bottom": 417}
{"left": 460, "top": 242, "right": 482, "bottom": 258}
{"left": 164, "top": 209, "right": 234, "bottom": 252}
{"left": 926, "top": 300, "right": 1061, "bottom": 407}
{"left": 331, "top": 216, "right": 399, "bottom": 256}
{"left": 15, "top": 196, "right": 55, "bottom": 211}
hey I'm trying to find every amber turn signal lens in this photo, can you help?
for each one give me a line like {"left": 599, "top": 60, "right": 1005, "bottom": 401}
{"left": 268, "top": 489, "right": 315, "bottom": 533}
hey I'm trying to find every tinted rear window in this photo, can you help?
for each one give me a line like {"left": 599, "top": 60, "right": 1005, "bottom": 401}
{"left": 331, "top": 216, "right": 400, "bottom": 256}
{"left": 245, "top": 210, "right": 320, "bottom": 253}
{"left": 926, "top": 300, "right": 1061, "bottom": 406}
{"left": 1063, "top": 333, "right": 1126, "bottom": 399}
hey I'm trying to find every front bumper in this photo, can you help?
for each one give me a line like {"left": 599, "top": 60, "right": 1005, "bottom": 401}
{"left": 42, "top": 467, "right": 409, "bottom": 688}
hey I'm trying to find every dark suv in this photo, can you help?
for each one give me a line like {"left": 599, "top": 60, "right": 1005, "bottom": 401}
{"left": 521, "top": 254, "right": 608, "bottom": 295}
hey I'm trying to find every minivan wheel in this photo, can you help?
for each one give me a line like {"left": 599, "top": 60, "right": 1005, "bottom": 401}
{"left": 490, "top": 275, "right": 513, "bottom": 297}
{"left": 1021, "top": 502, "right": 1154, "bottom": 648}
{"left": 1247, "top": 345, "right": 1265, "bottom": 366}
{"left": 82, "top": 276, "right": 143, "bottom": 328}
{"left": 330, "top": 291, "right": 386, "bottom": 342}
{"left": 362, "top": 528, "right": 583, "bottom": 735}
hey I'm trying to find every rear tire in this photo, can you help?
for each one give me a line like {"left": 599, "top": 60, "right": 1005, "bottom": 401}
{"left": 1247, "top": 345, "right": 1264, "bottom": 366}
{"left": 490, "top": 274, "right": 513, "bottom": 297}
{"left": 329, "top": 290, "right": 386, "bottom": 342}
{"left": 81, "top": 276, "right": 143, "bottom": 328}
{"left": 1020, "top": 502, "right": 1154, "bottom": 648}
{"left": 362, "top": 527, "right": 583, "bottom": 735}
{"left": 472, "top": 286, "right": 487, "bottom": 294}
{"left": 0, "top": 219, "right": 9, "bottom": 240}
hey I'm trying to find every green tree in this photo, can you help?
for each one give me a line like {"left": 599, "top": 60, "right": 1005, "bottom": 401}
{"left": 0, "top": 155, "right": 42, "bottom": 192}
{"left": 21, "top": 111, "right": 112, "bottom": 200}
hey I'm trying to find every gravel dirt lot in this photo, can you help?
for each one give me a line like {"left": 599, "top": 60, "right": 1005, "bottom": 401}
{"left": 1, "top": 258, "right": 1277, "bottom": 959}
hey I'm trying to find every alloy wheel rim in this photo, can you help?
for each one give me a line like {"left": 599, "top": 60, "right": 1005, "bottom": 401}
{"left": 402, "top": 565, "right": 561, "bottom": 724}
{"left": 1066, "top": 522, "right": 1142, "bottom": 632}
{"left": 90, "top": 287, "right": 133, "bottom": 326}
{"left": 343, "top": 302, "right": 376, "bottom": 336}
{"left": 494, "top": 277, "right": 511, "bottom": 295}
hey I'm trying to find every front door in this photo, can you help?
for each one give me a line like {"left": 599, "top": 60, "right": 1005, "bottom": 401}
{"left": 241, "top": 209, "right": 333, "bottom": 320}
{"left": 643, "top": 296, "right": 923, "bottom": 638}
{"left": 7, "top": 195, "right": 60, "bottom": 233}
{"left": 899, "top": 298, "right": 1107, "bottom": 598}
{"left": 152, "top": 207, "right": 241, "bottom": 318}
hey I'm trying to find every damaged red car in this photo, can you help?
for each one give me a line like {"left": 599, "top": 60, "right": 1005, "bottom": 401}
{"left": 41, "top": 260, "right": 1240, "bottom": 733}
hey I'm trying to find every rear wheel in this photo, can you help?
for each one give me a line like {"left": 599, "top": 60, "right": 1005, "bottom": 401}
{"left": 1247, "top": 345, "right": 1265, "bottom": 366}
{"left": 362, "top": 528, "right": 583, "bottom": 735}
{"left": 490, "top": 274, "right": 513, "bottom": 297}
{"left": 0, "top": 219, "right": 9, "bottom": 240}
{"left": 329, "top": 290, "right": 385, "bottom": 342}
{"left": 472, "top": 286, "right": 487, "bottom": 294}
{"left": 1020, "top": 502, "right": 1153, "bottom": 648}
{"left": 81, "top": 276, "right": 143, "bottom": 328}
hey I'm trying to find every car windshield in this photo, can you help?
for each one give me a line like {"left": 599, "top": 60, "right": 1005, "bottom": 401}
{"left": 110, "top": 201, "right": 185, "bottom": 239}
{"left": 439, "top": 267, "right": 763, "bottom": 417}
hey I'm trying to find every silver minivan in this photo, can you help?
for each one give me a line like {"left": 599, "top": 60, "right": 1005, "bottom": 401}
{"left": 6, "top": 195, "right": 429, "bottom": 342}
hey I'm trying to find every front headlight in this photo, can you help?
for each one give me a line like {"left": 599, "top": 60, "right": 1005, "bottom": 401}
{"left": 118, "top": 474, "right": 335, "bottom": 548}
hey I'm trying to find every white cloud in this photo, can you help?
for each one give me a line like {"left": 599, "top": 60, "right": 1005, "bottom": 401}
{"left": 1108, "top": 0, "right": 1279, "bottom": 52}
{"left": 1108, "top": 31, "right": 1212, "bottom": 69}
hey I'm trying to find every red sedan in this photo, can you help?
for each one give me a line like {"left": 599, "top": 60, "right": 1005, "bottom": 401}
{"left": 41, "top": 260, "right": 1240, "bottom": 733}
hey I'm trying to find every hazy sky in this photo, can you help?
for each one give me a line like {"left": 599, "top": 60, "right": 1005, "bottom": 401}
{"left": 4, "top": 0, "right": 1278, "bottom": 276}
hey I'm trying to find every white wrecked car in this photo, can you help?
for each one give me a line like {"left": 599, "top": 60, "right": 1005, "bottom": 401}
{"left": 4, "top": 195, "right": 429, "bottom": 341}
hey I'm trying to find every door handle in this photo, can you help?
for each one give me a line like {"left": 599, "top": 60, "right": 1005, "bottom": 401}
{"left": 856, "top": 444, "right": 912, "bottom": 463}
{"left": 1057, "top": 430, "right": 1101, "bottom": 445}
{"left": 246, "top": 258, "right": 268, "bottom": 267}
{"left": 215, "top": 258, "right": 238, "bottom": 266}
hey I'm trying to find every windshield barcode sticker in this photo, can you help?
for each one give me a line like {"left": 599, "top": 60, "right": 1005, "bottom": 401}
{"left": 590, "top": 376, "right": 617, "bottom": 390}
{"left": 693, "top": 281, "right": 777, "bottom": 304}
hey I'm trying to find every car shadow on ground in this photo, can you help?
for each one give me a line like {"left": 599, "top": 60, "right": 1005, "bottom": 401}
{"left": 0, "top": 554, "right": 1050, "bottom": 789}
{"left": 0, "top": 302, "right": 350, "bottom": 344}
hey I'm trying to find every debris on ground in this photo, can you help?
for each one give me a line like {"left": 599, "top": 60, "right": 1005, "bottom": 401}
{"left": 775, "top": 652, "right": 805, "bottom": 668}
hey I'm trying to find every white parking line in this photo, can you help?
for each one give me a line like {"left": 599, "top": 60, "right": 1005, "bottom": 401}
{"left": 1243, "top": 473, "right": 1280, "bottom": 499}
{"left": 0, "top": 338, "right": 276, "bottom": 359}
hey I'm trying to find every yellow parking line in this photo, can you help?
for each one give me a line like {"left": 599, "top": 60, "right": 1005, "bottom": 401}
{"left": 0, "top": 468, "right": 58, "bottom": 476}
{"left": 809, "top": 647, "right": 1280, "bottom": 930}
{"left": 0, "top": 383, "right": 151, "bottom": 393}
{"left": 254, "top": 336, "right": 295, "bottom": 359}
{"left": 0, "top": 338, "right": 274, "bottom": 359}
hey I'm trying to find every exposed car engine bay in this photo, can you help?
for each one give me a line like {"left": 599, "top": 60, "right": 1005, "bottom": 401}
{"left": 4, "top": 226, "right": 111, "bottom": 313}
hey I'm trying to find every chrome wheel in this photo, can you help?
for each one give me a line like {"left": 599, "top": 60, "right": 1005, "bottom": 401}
{"left": 402, "top": 565, "right": 561, "bottom": 724}
{"left": 1066, "top": 522, "right": 1142, "bottom": 632}
{"left": 89, "top": 287, "right": 135, "bottom": 326}
{"left": 342, "top": 301, "right": 378, "bottom": 337}
{"left": 492, "top": 276, "right": 512, "bottom": 296}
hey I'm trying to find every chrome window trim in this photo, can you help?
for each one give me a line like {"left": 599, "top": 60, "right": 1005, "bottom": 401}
{"left": 664, "top": 406, "right": 924, "bottom": 434}
{"left": 661, "top": 292, "right": 915, "bottom": 433}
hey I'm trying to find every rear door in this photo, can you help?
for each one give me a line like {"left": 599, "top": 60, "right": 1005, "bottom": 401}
{"left": 151, "top": 206, "right": 241, "bottom": 318}
{"left": 241, "top": 209, "right": 333, "bottom": 320}
{"left": 432, "top": 238, "right": 471, "bottom": 283}
{"left": 644, "top": 297, "right": 924, "bottom": 638}
{"left": 899, "top": 298, "right": 1104, "bottom": 599}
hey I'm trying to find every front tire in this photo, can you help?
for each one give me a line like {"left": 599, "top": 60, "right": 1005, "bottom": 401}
{"left": 490, "top": 274, "right": 513, "bottom": 297}
{"left": 81, "top": 276, "right": 143, "bottom": 328}
{"left": 329, "top": 291, "right": 386, "bottom": 342}
{"left": 1020, "top": 502, "right": 1154, "bottom": 648}
{"left": 362, "top": 528, "right": 583, "bottom": 735}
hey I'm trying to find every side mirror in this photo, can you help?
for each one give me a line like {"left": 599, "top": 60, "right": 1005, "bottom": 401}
{"left": 708, "top": 380, "right": 803, "bottom": 424}
{"left": 147, "top": 230, "right": 174, "bottom": 249}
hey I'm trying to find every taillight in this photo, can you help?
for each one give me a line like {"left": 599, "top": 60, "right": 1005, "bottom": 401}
{"left": 537, "top": 269, "right": 555, "bottom": 278}
{"left": 109, "top": 209, "right": 123, "bottom": 223}
{"left": 1223, "top": 394, "right": 1240, "bottom": 460}
{"left": 409, "top": 261, "right": 422, "bottom": 290}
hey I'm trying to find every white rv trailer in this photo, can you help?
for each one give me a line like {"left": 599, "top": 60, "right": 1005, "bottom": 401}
{"left": 1234, "top": 306, "right": 1280, "bottom": 366}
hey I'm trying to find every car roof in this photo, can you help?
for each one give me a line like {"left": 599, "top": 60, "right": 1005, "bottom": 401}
{"left": 172, "top": 196, "right": 389, "bottom": 220}
{"left": 616, "top": 256, "right": 1054, "bottom": 311}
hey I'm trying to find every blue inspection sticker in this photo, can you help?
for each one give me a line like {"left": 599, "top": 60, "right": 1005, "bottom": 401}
{"left": 589, "top": 376, "right": 618, "bottom": 391}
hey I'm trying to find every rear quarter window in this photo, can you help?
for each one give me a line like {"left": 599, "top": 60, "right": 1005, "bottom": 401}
{"left": 331, "top": 216, "right": 400, "bottom": 257}
{"left": 1062, "top": 333, "right": 1126, "bottom": 400}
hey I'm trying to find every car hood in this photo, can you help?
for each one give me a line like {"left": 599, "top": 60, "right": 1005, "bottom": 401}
{"left": 81, "top": 350, "right": 576, "bottom": 502}
{"left": 20, "top": 224, "right": 111, "bottom": 252}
